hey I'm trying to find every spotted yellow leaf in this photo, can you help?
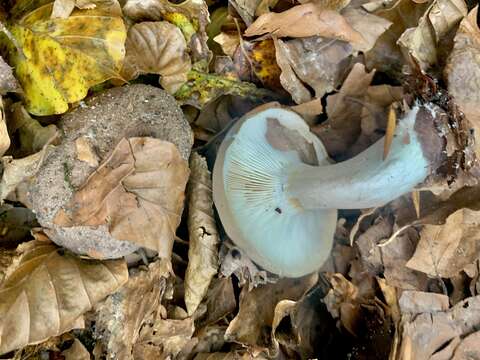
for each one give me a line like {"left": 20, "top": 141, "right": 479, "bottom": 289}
{"left": 5, "top": 2, "right": 126, "bottom": 115}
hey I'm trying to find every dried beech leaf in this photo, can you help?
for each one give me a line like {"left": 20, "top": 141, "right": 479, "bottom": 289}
{"left": 406, "top": 208, "right": 480, "bottom": 278}
{"left": 445, "top": 6, "right": 480, "bottom": 155}
{"left": 7, "top": 102, "right": 59, "bottom": 158}
{"left": 398, "top": 295, "right": 480, "bottom": 359}
{"left": 0, "top": 99, "right": 10, "bottom": 158}
{"left": 94, "top": 259, "right": 171, "bottom": 359}
{"left": 398, "top": 0, "right": 467, "bottom": 71}
{"left": 0, "top": 146, "right": 54, "bottom": 202}
{"left": 245, "top": 3, "right": 363, "bottom": 43}
{"left": 273, "top": 36, "right": 354, "bottom": 104}
{"left": 0, "top": 56, "right": 21, "bottom": 95}
{"left": 123, "top": 0, "right": 211, "bottom": 64}
{"left": 184, "top": 153, "right": 219, "bottom": 315}
{"left": 365, "top": 0, "right": 431, "bottom": 76}
{"left": 54, "top": 137, "right": 190, "bottom": 259}
{"left": 122, "top": 22, "right": 192, "bottom": 94}
{"left": 225, "top": 274, "right": 317, "bottom": 350}
{"left": 0, "top": 240, "right": 128, "bottom": 355}
{"left": 62, "top": 339, "right": 90, "bottom": 360}
{"left": 75, "top": 137, "right": 99, "bottom": 167}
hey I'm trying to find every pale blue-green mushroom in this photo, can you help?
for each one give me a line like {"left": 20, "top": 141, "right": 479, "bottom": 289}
{"left": 213, "top": 104, "right": 438, "bottom": 277}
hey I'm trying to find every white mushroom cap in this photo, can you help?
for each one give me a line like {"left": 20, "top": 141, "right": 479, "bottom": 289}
{"left": 213, "top": 106, "right": 337, "bottom": 277}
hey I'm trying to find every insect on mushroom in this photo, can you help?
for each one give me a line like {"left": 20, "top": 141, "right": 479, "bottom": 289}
{"left": 212, "top": 103, "right": 446, "bottom": 277}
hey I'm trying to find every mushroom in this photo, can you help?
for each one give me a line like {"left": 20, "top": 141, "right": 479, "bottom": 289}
{"left": 213, "top": 103, "right": 445, "bottom": 277}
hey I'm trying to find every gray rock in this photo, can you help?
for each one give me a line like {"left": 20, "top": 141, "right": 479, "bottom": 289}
{"left": 29, "top": 84, "right": 193, "bottom": 259}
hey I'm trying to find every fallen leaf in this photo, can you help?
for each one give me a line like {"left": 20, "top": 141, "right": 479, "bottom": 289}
{"left": 406, "top": 208, "right": 480, "bottom": 278}
{"left": 62, "top": 339, "right": 90, "bottom": 360}
{"left": 0, "top": 56, "right": 21, "bottom": 94}
{"left": 0, "top": 98, "right": 9, "bottom": 158}
{"left": 365, "top": 0, "right": 431, "bottom": 76}
{"left": 0, "top": 205, "right": 37, "bottom": 247}
{"left": 0, "top": 240, "right": 128, "bottom": 355}
{"left": 123, "top": 0, "right": 211, "bottom": 65}
{"left": 5, "top": 2, "right": 126, "bottom": 115}
{"left": 445, "top": 6, "right": 480, "bottom": 155}
{"left": 184, "top": 153, "right": 219, "bottom": 315}
{"left": 225, "top": 274, "right": 317, "bottom": 351}
{"left": 75, "top": 137, "right": 99, "bottom": 167}
{"left": 397, "top": 295, "right": 480, "bottom": 359}
{"left": 122, "top": 21, "right": 192, "bottom": 94}
{"left": 230, "top": 0, "right": 260, "bottom": 25}
{"left": 313, "top": 63, "right": 375, "bottom": 158}
{"left": 247, "top": 39, "right": 282, "bottom": 90}
{"left": 245, "top": 3, "right": 363, "bottom": 43}
{"left": 94, "top": 259, "right": 171, "bottom": 359}
{"left": 199, "top": 277, "right": 236, "bottom": 326}
{"left": 398, "top": 0, "right": 467, "bottom": 71}
{"left": 51, "top": 0, "right": 75, "bottom": 18}
{"left": 7, "top": 102, "right": 59, "bottom": 157}
{"left": 0, "top": 146, "right": 54, "bottom": 202}
{"left": 213, "top": 32, "right": 240, "bottom": 57}
{"left": 54, "top": 137, "right": 190, "bottom": 259}
{"left": 273, "top": 36, "right": 353, "bottom": 104}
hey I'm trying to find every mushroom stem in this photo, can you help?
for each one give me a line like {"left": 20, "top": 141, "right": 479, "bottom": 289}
{"left": 287, "top": 105, "right": 431, "bottom": 210}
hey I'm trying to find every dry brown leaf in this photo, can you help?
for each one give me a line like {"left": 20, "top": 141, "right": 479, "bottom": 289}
{"left": 7, "top": 102, "right": 59, "bottom": 158}
{"left": 313, "top": 63, "right": 375, "bottom": 158}
{"left": 52, "top": 0, "right": 118, "bottom": 18}
{"left": 0, "top": 99, "right": 9, "bottom": 158}
{"left": 184, "top": 153, "right": 219, "bottom": 316}
{"left": 398, "top": 290, "right": 449, "bottom": 314}
{"left": 365, "top": 0, "right": 431, "bottom": 76}
{"left": 123, "top": 0, "right": 211, "bottom": 64}
{"left": 406, "top": 208, "right": 480, "bottom": 278}
{"left": 397, "top": 295, "right": 480, "bottom": 359}
{"left": 213, "top": 32, "right": 240, "bottom": 58}
{"left": 445, "top": 6, "right": 480, "bottom": 155}
{"left": 0, "top": 57, "right": 21, "bottom": 95}
{"left": 62, "top": 339, "right": 90, "bottom": 360}
{"left": 54, "top": 137, "right": 190, "bottom": 259}
{"left": 0, "top": 205, "right": 37, "bottom": 247}
{"left": 94, "top": 259, "right": 171, "bottom": 359}
{"left": 225, "top": 274, "right": 317, "bottom": 351}
{"left": 0, "top": 146, "right": 54, "bottom": 202}
{"left": 0, "top": 240, "right": 128, "bottom": 355}
{"left": 398, "top": 0, "right": 467, "bottom": 71}
{"left": 122, "top": 22, "right": 192, "bottom": 94}
{"left": 245, "top": 3, "right": 363, "bottom": 43}
{"left": 75, "top": 137, "right": 99, "bottom": 167}
{"left": 195, "top": 352, "right": 269, "bottom": 359}
{"left": 230, "top": 0, "right": 260, "bottom": 25}
{"left": 273, "top": 36, "right": 353, "bottom": 104}
{"left": 199, "top": 277, "right": 236, "bottom": 326}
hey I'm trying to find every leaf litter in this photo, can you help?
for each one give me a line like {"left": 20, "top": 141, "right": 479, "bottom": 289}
{"left": 0, "top": 0, "right": 478, "bottom": 358}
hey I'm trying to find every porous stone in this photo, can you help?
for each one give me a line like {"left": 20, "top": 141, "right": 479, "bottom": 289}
{"left": 29, "top": 84, "right": 193, "bottom": 259}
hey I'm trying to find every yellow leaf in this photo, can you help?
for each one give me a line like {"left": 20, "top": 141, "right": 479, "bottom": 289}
{"left": 5, "top": 2, "right": 126, "bottom": 115}
{"left": 0, "top": 240, "right": 128, "bottom": 355}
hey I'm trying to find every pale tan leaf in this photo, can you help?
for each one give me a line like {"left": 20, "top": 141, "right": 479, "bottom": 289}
{"left": 94, "top": 259, "right": 171, "bottom": 359}
{"left": 51, "top": 0, "right": 76, "bottom": 18}
{"left": 230, "top": 0, "right": 260, "bottom": 25}
{"left": 0, "top": 99, "right": 9, "bottom": 158}
{"left": 398, "top": 0, "right": 467, "bottom": 71}
{"left": 273, "top": 36, "right": 353, "bottom": 104}
{"left": 213, "top": 32, "right": 240, "bottom": 58}
{"left": 245, "top": 3, "right": 363, "bottom": 43}
{"left": 54, "top": 137, "right": 190, "bottom": 259}
{"left": 62, "top": 339, "right": 90, "bottom": 360}
{"left": 406, "top": 208, "right": 480, "bottom": 278}
{"left": 0, "top": 57, "right": 21, "bottom": 95}
{"left": 225, "top": 274, "right": 317, "bottom": 350}
{"left": 365, "top": 0, "right": 431, "bottom": 76}
{"left": 123, "top": 0, "right": 211, "bottom": 64}
{"left": 122, "top": 22, "right": 192, "bottom": 94}
{"left": 75, "top": 137, "right": 99, "bottom": 167}
{"left": 7, "top": 102, "right": 59, "bottom": 158}
{"left": 0, "top": 240, "right": 128, "bottom": 355}
{"left": 0, "top": 146, "right": 54, "bottom": 202}
{"left": 184, "top": 153, "right": 219, "bottom": 316}
{"left": 445, "top": 6, "right": 480, "bottom": 155}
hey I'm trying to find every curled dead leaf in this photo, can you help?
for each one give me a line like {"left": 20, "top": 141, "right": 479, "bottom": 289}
{"left": 122, "top": 22, "right": 192, "bottom": 94}
{"left": 0, "top": 240, "right": 128, "bottom": 355}
{"left": 0, "top": 56, "right": 21, "bottom": 95}
{"left": 184, "top": 153, "right": 219, "bottom": 316}
{"left": 53, "top": 137, "right": 190, "bottom": 259}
